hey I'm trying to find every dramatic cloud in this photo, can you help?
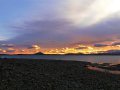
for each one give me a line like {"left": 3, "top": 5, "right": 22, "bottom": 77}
{"left": 0, "top": 44, "right": 14, "bottom": 48}
{"left": 94, "top": 44, "right": 108, "bottom": 47}
{"left": 61, "top": 0, "right": 120, "bottom": 26}
{"left": 75, "top": 47, "right": 88, "bottom": 50}
{"left": 105, "top": 50, "right": 120, "bottom": 54}
{"left": 1, "top": 0, "right": 120, "bottom": 51}
{"left": 10, "top": 16, "right": 120, "bottom": 48}
{"left": 112, "top": 42, "right": 120, "bottom": 46}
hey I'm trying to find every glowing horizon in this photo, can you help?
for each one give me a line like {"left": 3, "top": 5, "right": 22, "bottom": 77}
{"left": 0, "top": 43, "right": 120, "bottom": 55}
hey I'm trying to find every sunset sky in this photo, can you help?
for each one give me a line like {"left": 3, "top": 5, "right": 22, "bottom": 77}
{"left": 1, "top": 0, "right": 120, "bottom": 54}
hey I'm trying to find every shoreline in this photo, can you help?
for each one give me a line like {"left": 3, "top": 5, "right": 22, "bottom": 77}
{"left": 0, "top": 59, "right": 120, "bottom": 89}
{"left": 87, "top": 65, "right": 120, "bottom": 75}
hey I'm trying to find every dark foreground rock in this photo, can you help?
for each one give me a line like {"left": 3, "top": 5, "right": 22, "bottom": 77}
{"left": 0, "top": 59, "right": 120, "bottom": 90}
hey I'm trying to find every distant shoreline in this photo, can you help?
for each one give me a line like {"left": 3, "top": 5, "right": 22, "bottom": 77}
{"left": 1, "top": 54, "right": 120, "bottom": 56}
{"left": 0, "top": 54, "right": 120, "bottom": 65}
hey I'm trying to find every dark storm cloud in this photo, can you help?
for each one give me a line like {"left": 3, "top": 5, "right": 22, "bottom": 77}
{"left": 0, "top": 44, "right": 14, "bottom": 48}
{"left": 6, "top": 49, "right": 16, "bottom": 53}
{"left": 112, "top": 42, "right": 120, "bottom": 46}
{"left": 105, "top": 50, "right": 120, "bottom": 54}
{"left": 94, "top": 44, "right": 108, "bottom": 47}
{"left": 72, "top": 16, "right": 120, "bottom": 45}
{"left": 7, "top": 15, "right": 120, "bottom": 48}
{"left": 9, "top": 19, "right": 80, "bottom": 48}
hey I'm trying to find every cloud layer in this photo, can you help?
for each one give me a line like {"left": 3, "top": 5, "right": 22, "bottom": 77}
{"left": 1, "top": 0, "right": 120, "bottom": 49}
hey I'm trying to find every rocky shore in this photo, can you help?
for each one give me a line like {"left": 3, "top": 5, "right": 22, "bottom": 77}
{"left": 0, "top": 59, "right": 120, "bottom": 90}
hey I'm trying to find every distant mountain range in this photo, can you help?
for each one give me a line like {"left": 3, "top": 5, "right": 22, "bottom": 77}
{"left": 0, "top": 52, "right": 44, "bottom": 55}
{"left": 34, "top": 52, "right": 44, "bottom": 55}
{"left": 1, "top": 50, "right": 120, "bottom": 55}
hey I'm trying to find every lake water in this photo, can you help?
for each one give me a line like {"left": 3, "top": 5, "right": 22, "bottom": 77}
{"left": 0, "top": 55, "right": 120, "bottom": 64}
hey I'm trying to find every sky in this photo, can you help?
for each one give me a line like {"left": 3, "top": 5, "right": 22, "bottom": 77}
{"left": 1, "top": 0, "right": 120, "bottom": 54}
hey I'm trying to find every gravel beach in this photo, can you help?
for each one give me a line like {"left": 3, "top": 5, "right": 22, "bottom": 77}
{"left": 0, "top": 59, "right": 120, "bottom": 90}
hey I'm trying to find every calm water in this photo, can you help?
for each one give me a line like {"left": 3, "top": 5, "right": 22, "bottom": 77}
{"left": 1, "top": 55, "right": 120, "bottom": 64}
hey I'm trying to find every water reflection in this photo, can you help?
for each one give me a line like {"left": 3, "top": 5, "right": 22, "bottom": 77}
{"left": 1, "top": 55, "right": 120, "bottom": 64}
{"left": 87, "top": 65, "right": 120, "bottom": 75}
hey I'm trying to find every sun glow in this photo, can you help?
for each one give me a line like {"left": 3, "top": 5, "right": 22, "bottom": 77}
{"left": 64, "top": 0, "right": 120, "bottom": 26}
{"left": 1, "top": 43, "right": 120, "bottom": 55}
{"left": 108, "top": 0, "right": 120, "bottom": 13}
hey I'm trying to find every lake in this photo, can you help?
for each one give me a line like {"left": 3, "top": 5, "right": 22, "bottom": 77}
{"left": 0, "top": 55, "right": 120, "bottom": 64}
